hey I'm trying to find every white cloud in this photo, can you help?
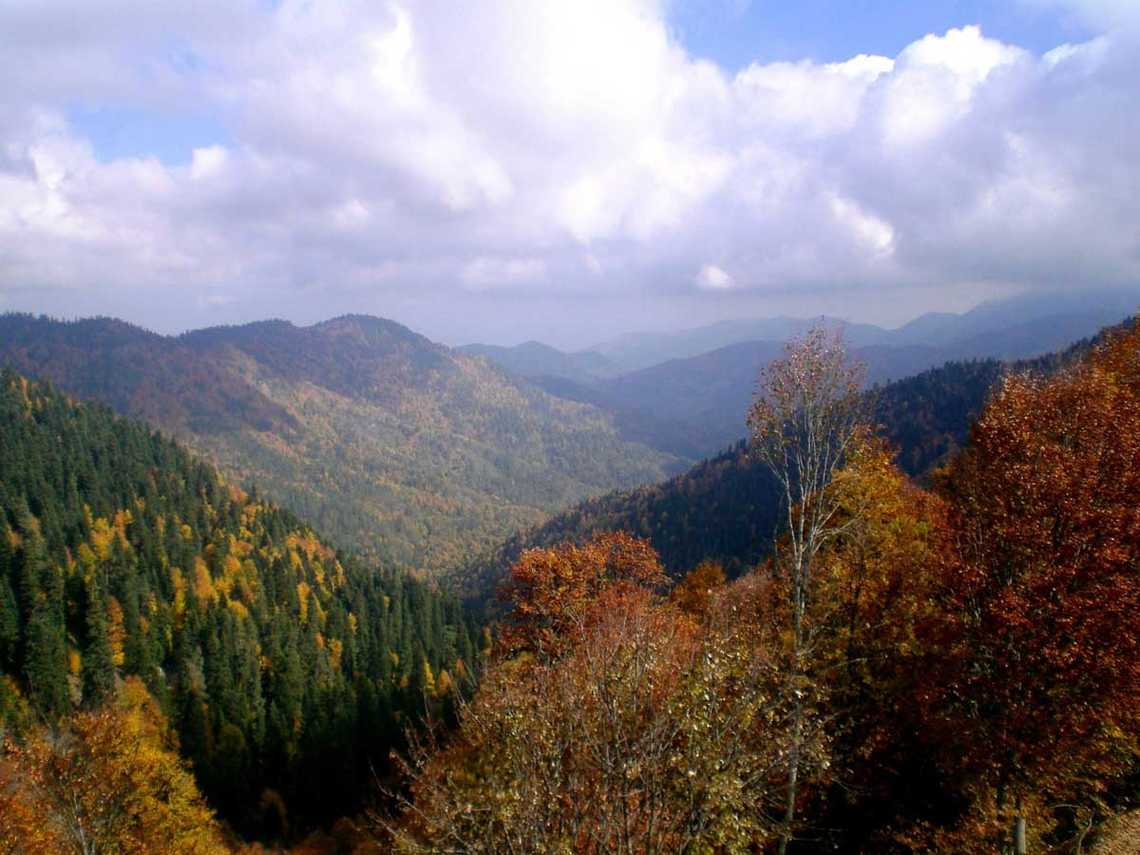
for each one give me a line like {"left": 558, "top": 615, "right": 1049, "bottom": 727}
{"left": 829, "top": 195, "right": 894, "bottom": 256}
{"left": 878, "top": 26, "right": 1027, "bottom": 146}
{"left": 734, "top": 54, "right": 894, "bottom": 139}
{"left": 198, "top": 293, "right": 236, "bottom": 309}
{"left": 695, "top": 264, "right": 734, "bottom": 290}
{"left": 0, "top": 1, "right": 1138, "bottom": 339}
{"left": 190, "top": 145, "right": 227, "bottom": 180}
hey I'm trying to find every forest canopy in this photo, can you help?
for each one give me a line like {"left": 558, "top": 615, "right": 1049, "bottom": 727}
{"left": 0, "top": 370, "right": 481, "bottom": 838}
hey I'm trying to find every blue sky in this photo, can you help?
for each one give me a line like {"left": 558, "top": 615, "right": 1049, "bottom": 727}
{"left": 70, "top": 107, "right": 230, "bottom": 166}
{"left": 1, "top": 0, "right": 1138, "bottom": 345}
{"left": 671, "top": 1, "right": 1093, "bottom": 68}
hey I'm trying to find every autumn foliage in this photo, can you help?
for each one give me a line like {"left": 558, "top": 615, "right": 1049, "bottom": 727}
{"left": 0, "top": 677, "right": 228, "bottom": 855}
{"left": 914, "top": 325, "right": 1140, "bottom": 850}
{"left": 3, "top": 320, "right": 1139, "bottom": 851}
{"left": 390, "top": 533, "right": 807, "bottom": 852}
{"left": 393, "top": 321, "right": 1140, "bottom": 853}
{"left": 497, "top": 531, "right": 668, "bottom": 660}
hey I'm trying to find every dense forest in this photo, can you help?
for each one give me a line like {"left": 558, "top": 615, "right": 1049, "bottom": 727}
{"left": 0, "top": 313, "right": 681, "bottom": 573}
{"left": 0, "top": 370, "right": 481, "bottom": 839}
{"left": 390, "top": 322, "right": 1140, "bottom": 853}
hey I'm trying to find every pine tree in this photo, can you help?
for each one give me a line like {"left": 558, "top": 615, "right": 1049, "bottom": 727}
{"left": 18, "top": 525, "right": 70, "bottom": 718}
{"left": 82, "top": 578, "right": 117, "bottom": 705}
{"left": 0, "top": 573, "right": 19, "bottom": 669}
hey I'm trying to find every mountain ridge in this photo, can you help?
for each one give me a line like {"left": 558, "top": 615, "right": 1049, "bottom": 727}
{"left": 0, "top": 312, "right": 683, "bottom": 572}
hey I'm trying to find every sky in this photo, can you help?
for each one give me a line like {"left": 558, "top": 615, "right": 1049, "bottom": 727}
{"left": 0, "top": 0, "right": 1138, "bottom": 348}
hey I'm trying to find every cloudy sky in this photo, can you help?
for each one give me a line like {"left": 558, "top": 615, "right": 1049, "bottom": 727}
{"left": 1, "top": 0, "right": 1137, "bottom": 347}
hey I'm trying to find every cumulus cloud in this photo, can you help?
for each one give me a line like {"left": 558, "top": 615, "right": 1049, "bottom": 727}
{"left": 0, "top": 0, "right": 1137, "bottom": 341}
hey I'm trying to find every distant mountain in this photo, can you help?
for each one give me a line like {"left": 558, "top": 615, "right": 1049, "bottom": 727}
{"left": 458, "top": 340, "right": 619, "bottom": 382}
{"left": 0, "top": 313, "right": 683, "bottom": 572}
{"left": 576, "top": 288, "right": 1140, "bottom": 375}
{"left": 893, "top": 288, "right": 1140, "bottom": 348}
{"left": 561, "top": 298, "right": 1140, "bottom": 459}
{"left": 462, "top": 322, "right": 1125, "bottom": 595}
{"left": 586, "top": 340, "right": 955, "bottom": 459}
{"left": 585, "top": 316, "right": 892, "bottom": 373}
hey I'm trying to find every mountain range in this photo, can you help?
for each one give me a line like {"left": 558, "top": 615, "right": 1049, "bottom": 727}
{"left": 579, "top": 288, "right": 1140, "bottom": 373}
{"left": 4, "top": 289, "right": 1133, "bottom": 578}
{"left": 463, "top": 289, "right": 1140, "bottom": 458}
{"left": 0, "top": 313, "right": 681, "bottom": 572}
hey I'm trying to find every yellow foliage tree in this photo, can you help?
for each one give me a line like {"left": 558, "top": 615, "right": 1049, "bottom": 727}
{"left": 0, "top": 677, "right": 228, "bottom": 854}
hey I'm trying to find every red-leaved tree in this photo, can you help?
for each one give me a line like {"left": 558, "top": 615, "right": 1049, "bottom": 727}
{"left": 927, "top": 324, "right": 1140, "bottom": 851}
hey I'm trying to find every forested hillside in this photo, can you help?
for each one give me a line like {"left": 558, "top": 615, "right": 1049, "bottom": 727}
{"left": 466, "top": 327, "right": 1115, "bottom": 592}
{"left": 0, "top": 313, "right": 682, "bottom": 572}
{"left": 457, "top": 340, "right": 618, "bottom": 381}
{"left": 0, "top": 370, "right": 481, "bottom": 835}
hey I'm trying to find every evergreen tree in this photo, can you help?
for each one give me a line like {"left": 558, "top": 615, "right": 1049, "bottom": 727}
{"left": 82, "top": 578, "right": 117, "bottom": 705}
{"left": 18, "top": 526, "right": 70, "bottom": 718}
{"left": 0, "top": 573, "right": 19, "bottom": 669}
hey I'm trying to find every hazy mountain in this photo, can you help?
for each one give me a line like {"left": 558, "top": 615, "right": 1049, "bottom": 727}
{"left": 0, "top": 313, "right": 683, "bottom": 572}
{"left": 458, "top": 340, "right": 619, "bottom": 381}
{"left": 588, "top": 340, "right": 957, "bottom": 458}
{"left": 907, "top": 288, "right": 1140, "bottom": 346}
{"left": 576, "top": 288, "right": 1140, "bottom": 374}
{"left": 560, "top": 298, "right": 1140, "bottom": 459}
{"left": 585, "top": 315, "right": 892, "bottom": 373}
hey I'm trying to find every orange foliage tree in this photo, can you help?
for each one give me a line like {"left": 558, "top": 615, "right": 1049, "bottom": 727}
{"left": 390, "top": 534, "right": 798, "bottom": 853}
{"left": 784, "top": 437, "right": 959, "bottom": 849}
{"left": 497, "top": 531, "right": 668, "bottom": 661}
{"left": 926, "top": 325, "right": 1140, "bottom": 850}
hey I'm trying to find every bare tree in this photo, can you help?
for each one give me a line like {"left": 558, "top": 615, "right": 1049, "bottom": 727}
{"left": 747, "top": 324, "right": 867, "bottom": 855}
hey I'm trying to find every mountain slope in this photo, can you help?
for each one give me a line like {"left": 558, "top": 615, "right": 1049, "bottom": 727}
{"left": 0, "top": 313, "right": 683, "bottom": 572}
{"left": 464, "top": 324, "right": 1124, "bottom": 594}
{"left": 0, "top": 369, "right": 479, "bottom": 832}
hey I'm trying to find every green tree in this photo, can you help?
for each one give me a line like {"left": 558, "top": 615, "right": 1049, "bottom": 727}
{"left": 82, "top": 578, "right": 117, "bottom": 705}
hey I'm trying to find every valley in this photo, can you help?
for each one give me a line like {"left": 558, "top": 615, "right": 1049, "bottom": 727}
{"left": 2, "top": 303, "right": 1137, "bottom": 852}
